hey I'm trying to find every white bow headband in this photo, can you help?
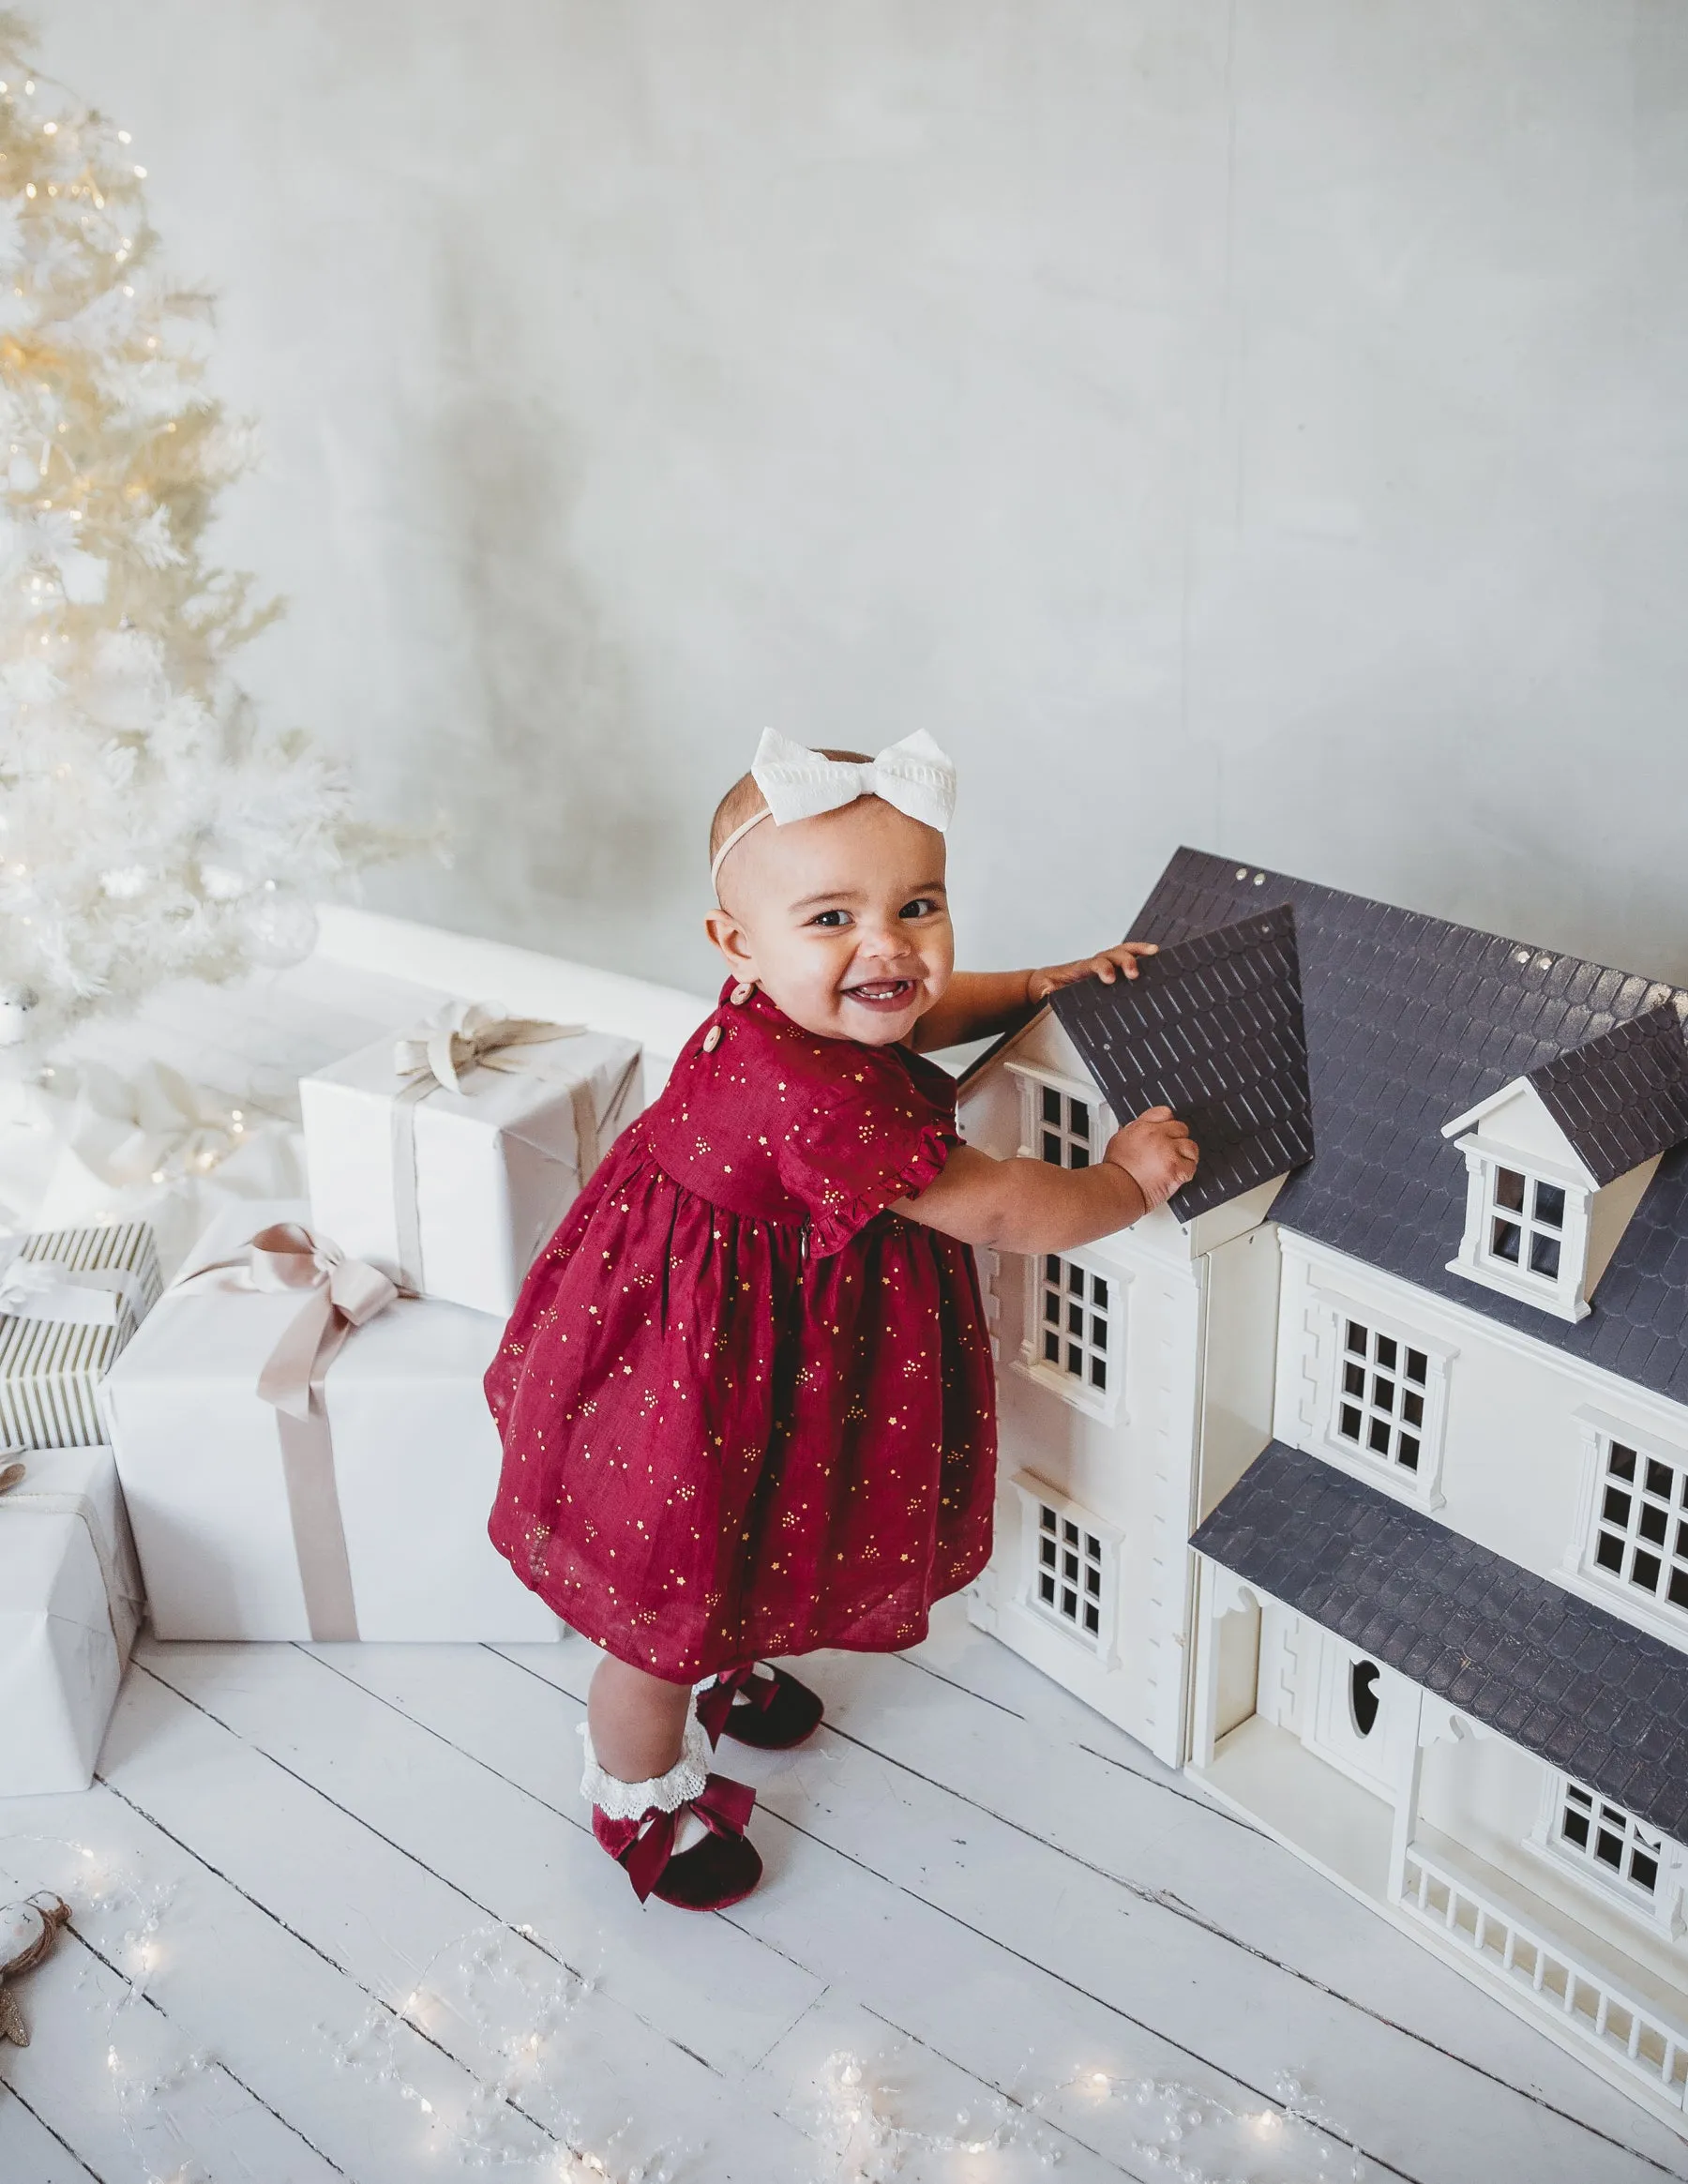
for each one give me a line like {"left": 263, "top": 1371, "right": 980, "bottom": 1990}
{"left": 710, "top": 727, "right": 957, "bottom": 891}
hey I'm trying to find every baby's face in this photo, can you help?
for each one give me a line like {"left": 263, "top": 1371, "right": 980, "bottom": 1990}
{"left": 705, "top": 797, "right": 954, "bottom": 1046}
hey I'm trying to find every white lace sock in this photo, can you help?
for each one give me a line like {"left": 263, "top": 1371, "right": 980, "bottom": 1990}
{"left": 580, "top": 1705, "right": 712, "bottom": 1854}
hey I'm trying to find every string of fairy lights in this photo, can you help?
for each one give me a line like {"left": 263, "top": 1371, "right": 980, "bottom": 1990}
{"left": 3, "top": 1828, "right": 1371, "bottom": 2182}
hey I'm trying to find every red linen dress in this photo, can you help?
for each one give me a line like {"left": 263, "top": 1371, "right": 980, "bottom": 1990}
{"left": 486, "top": 980, "right": 997, "bottom": 1682}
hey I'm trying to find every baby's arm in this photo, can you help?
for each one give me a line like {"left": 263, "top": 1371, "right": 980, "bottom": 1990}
{"left": 894, "top": 1107, "right": 1198, "bottom": 1254}
{"left": 911, "top": 944, "right": 1158, "bottom": 1053}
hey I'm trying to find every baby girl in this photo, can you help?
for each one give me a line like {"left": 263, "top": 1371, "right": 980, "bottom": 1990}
{"left": 486, "top": 731, "right": 1198, "bottom": 1910}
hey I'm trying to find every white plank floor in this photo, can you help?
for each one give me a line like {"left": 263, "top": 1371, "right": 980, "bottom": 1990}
{"left": 5, "top": 1603, "right": 1688, "bottom": 2184}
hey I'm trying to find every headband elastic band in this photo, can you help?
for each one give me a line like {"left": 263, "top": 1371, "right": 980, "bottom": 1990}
{"left": 710, "top": 808, "right": 771, "bottom": 893}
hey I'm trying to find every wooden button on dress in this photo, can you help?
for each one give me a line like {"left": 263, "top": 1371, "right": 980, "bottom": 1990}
{"left": 702, "top": 1024, "right": 722, "bottom": 1052}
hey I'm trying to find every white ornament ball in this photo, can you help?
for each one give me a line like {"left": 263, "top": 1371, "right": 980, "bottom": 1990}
{"left": 242, "top": 886, "right": 319, "bottom": 968}
{"left": 0, "top": 987, "right": 38, "bottom": 1047}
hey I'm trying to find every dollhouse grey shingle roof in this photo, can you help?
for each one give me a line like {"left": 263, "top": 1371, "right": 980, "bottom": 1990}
{"left": 1046, "top": 905, "right": 1315, "bottom": 1223}
{"left": 1130, "top": 849, "right": 1688, "bottom": 1408}
{"left": 1525, "top": 1002, "right": 1688, "bottom": 1187}
{"left": 1192, "top": 1440, "right": 1688, "bottom": 1844}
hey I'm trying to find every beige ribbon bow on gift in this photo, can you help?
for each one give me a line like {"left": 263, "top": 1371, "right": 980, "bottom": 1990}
{"left": 393, "top": 1002, "right": 582, "bottom": 1096}
{"left": 242, "top": 1223, "right": 400, "bottom": 1418}
{"left": 196, "top": 1223, "right": 404, "bottom": 1640}
{"left": 386, "top": 1002, "right": 586, "bottom": 1296}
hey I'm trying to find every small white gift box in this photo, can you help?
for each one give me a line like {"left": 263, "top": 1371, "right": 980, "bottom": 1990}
{"left": 299, "top": 1002, "right": 642, "bottom": 1318}
{"left": 0, "top": 1444, "right": 144, "bottom": 1796}
{"left": 0, "top": 1222, "right": 163, "bottom": 1449}
{"left": 100, "top": 1201, "right": 561, "bottom": 1644}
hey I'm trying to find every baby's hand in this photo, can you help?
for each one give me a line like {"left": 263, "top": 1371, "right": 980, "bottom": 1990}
{"left": 1106, "top": 1106, "right": 1198, "bottom": 1211}
{"left": 1029, "top": 941, "right": 1157, "bottom": 1001}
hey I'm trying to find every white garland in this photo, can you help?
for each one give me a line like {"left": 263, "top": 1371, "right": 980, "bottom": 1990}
{"left": 0, "top": 12, "right": 405, "bottom": 1057}
{"left": 0, "top": 1836, "right": 684, "bottom": 2181}
{"left": 808, "top": 2048, "right": 1372, "bottom": 2183}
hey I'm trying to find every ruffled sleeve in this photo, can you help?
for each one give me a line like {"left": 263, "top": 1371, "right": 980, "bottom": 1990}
{"left": 776, "top": 1052, "right": 958, "bottom": 1258}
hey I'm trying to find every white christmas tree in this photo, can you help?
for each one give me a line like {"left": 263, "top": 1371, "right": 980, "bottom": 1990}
{"left": 0, "top": 15, "right": 400, "bottom": 1053}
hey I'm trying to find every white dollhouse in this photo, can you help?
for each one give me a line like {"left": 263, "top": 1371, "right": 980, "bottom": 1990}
{"left": 957, "top": 848, "right": 1688, "bottom": 2133}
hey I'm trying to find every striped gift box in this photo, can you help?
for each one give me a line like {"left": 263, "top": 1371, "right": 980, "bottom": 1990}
{"left": 0, "top": 1223, "right": 163, "bottom": 1449}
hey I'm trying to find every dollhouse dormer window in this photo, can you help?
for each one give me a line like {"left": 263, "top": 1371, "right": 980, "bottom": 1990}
{"left": 1485, "top": 1166, "right": 1567, "bottom": 1284}
{"left": 1443, "top": 1134, "right": 1592, "bottom": 1323}
{"left": 1442, "top": 1005, "right": 1688, "bottom": 1325}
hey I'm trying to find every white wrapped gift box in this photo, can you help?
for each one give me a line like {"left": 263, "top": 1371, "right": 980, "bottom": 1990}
{"left": 0, "top": 1221, "right": 162, "bottom": 1449}
{"left": 299, "top": 1003, "right": 642, "bottom": 1318}
{"left": 0, "top": 1445, "right": 143, "bottom": 1796}
{"left": 100, "top": 1201, "right": 561, "bottom": 1643}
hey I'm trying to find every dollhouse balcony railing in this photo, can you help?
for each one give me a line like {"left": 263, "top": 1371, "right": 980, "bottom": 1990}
{"left": 1400, "top": 1845, "right": 1688, "bottom": 2110}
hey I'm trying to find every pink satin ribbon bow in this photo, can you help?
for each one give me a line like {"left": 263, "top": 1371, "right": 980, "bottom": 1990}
{"left": 184, "top": 1223, "right": 404, "bottom": 1643}
{"left": 240, "top": 1223, "right": 401, "bottom": 1420}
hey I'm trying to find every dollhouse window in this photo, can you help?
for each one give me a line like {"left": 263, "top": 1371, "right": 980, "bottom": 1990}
{"left": 1553, "top": 1778, "right": 1664, "bottom": 1903}
{"left": 1443, "top": 1138, "right": 1593, "bottom": 1325}
{"left": 1016, "top": 1245, "right": 1127, "bottom": 1424}
{"left": 1318, "top": 1303, "right": 1454, "bottom": 1503}
{"left": 1034, "top": 1499, "right": 1106, "bottom": 1641}
{"left": 1011, "top": 1474, "right": 1121, "bottom": 1662}
{"left": 1483, "top": 1165, "right": 1567, "bottom": 1286}
{"left": 1335, "top": 1318, "right": 1431, "bottom": 1476}
{"left": 1590, "top": 1437, "right": 1688, "bottom": 1618}
{"left": 1007, "top": 1064, "right": 1113, "bottom": 1176}
{"left": 1038, "top": 1083, "right": 1094, "bottom": 1169}
{"left": 1038, "top": 1254, "right": 1112, "bottom": 1393}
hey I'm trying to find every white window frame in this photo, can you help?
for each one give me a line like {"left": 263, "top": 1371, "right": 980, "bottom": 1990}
{"left": 1566, "top": 1408, "right": 1688, "bottom": 1644}
{"left": 1015, "top": 1246, "right": 1127, "bottom": 1424}
{"left": 1005, "top": 1061, "right": 1114, "bottom": 1173}
{"left": 1446, "top": 1137, "right": 1592, "bottom": 1324}
{"left": 1528, "top": 1768, "right": 1686, "bottom": 1940}
{"left": 1309, "top": 1291, "right": 1456, "bottom": 1510}
{"left": 1011, "top": 1472, "right": 1123, "bottom": 1665}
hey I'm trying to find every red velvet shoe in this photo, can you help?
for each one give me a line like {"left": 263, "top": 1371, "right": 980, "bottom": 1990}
{"left": 697, "top": 1661, "right": 825, "bottom": 1750}
{"left": 592, "top": 1774, "right": 762, "bottom": 1910}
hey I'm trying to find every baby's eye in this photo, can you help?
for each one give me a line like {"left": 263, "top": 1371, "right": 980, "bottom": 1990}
{"left": 807, "top": 908, "right": 852, "bottom": 928}
{"left": 899, "top": 896, "right": 942, "bottom": 920}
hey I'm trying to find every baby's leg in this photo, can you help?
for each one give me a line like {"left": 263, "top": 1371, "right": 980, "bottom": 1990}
{"left": 587, "top": 1653, "right": 695, "bottom": 1779}
{"left": 580, "top": 1654, "right": 762, "bottom": 1905}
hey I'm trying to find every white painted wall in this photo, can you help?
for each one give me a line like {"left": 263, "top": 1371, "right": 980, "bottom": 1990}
{"left": 44, "top": 3, "right": 1688, "bottom": 996}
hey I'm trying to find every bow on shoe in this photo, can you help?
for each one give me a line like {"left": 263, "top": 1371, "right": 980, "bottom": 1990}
{"left": 619, "top": 1774, "right": 757, "bottom": 1905}
{"left": 393, "top": 1001, "right": 581, "bottom": 1097}
{"left": 695, "top": 1662, "right": 779, "bottom": 1743}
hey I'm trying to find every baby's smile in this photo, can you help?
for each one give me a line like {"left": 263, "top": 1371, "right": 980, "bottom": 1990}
{"left": 841, "top": 975, "right": 921, "bottom": 1013}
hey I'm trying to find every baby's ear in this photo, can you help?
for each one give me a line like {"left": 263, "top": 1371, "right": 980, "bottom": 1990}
{"left": 704, "top": 905, "right": 756, "bottom": 973}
